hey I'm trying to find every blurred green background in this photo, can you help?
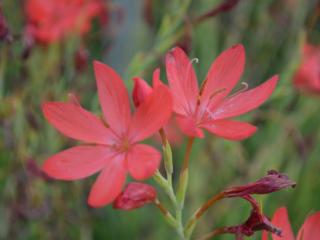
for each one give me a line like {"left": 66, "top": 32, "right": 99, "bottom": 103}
{"left": 0, "top": 0, "right": 319, "bottom": 239}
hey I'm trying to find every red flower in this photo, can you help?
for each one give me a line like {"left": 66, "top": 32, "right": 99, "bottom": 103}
{"left": 165, "top": 45, "right": 279, "bottom": 140}
{"left": 113, "top": 182, "right": 157, "bottom": 210}
{"left": 25, "top": 0, "right": 106, "bottom": 44}
{"left": 262, "top": 207, "right": 320, "bottom": 240}
{"left": 42, "top": 61, "right": 172, "bottom": 207}
{"left": 0, "top": 7, "right": 12, "bottom": 43}
{"left": 294, "top": 44, "right": 320, "bottom": 94}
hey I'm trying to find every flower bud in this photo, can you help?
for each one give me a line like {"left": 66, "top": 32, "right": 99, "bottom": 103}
{"left": 132, "top": 78, "right": 152, "bottom": 107}
{"left": 74, "top": 47, "right": 89, "bottom": 72}
{"left": 26, "top": 159, "right": 52, "bottom": 181}
{"left": 204, "top": 195, "right": 282, "bottom": 239}
{"left": 223, "top": 198, "right": 282, "bottom": 238}
{"left": 113, "top": 182, "right": 156, "bottom": 210}
{"left": 0, "top": 8, "right": 12, "bottom": 43}
{"left": 224, "top": 170, "right": 296, "bottom": 197}
{"left": 176, "top": 170, "right": 188, "bottom": 209}
{"left": 163, "top": 139, "right": 173, "bottom": 175}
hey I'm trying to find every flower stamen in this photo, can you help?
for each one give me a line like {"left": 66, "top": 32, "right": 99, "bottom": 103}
{"left": 228, "top": 82, "right": 249, "bottom": 98}
{"left": 199, "top": 78, "right": 208, "bottom": 97}
{"left": 197, "top": 87, "right": 226, "bottom": 106}
{"left": 209, "top": 88, "right": 227, "bottom": 100}
{"left": 186, "top": 58, "right": 199, "bottom": 83}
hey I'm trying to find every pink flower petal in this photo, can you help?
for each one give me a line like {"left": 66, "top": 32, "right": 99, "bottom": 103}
{"left": 213, "top": 75, "right": 279, "bottom": 119}
{"left": 94, "top": 61, "right": 131, "bottom": 135}
{"left": 127, "top": 144, "right": 161, "bottom": 180}
{"left": 297, "top": 211, "right": 320, "bottom": 240}
{"left": 42, "top": 102, "right": 115, "bottom": 144}
{"left": 200, "top": 119, "right": 257, "bottom": 140}
{"left": 176, "top": 115, "right": 204, "bottom": 138}
{"left": 129, "top": 85, "right": 172, "bottom": 142}
{"left": 88, "top": 154, "right": 126, "bottom": 207}
{"left": 201, "top": 44, "right": 245, "bottom": 108}
{"left": 265, "top": 207, "right": 295, "bottom": 240}
{"left": 42, "top": 145, "right": 112, "bottom": 180}
{"left": 166, "top": 47, "right": 199, "bottom": 115}
{"left": 162, "top": 117, "right": 184, "bottom": 145}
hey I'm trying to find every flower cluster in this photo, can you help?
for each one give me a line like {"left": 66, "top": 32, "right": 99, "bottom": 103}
{"left": 43, "top": 45, "right": 278, "bottom": 206}
{"left": 25, "top": 0, "right": 107, "bottom": 44}
{"left": 133, "top": 45, "right": 278, "bottom": 140}
{"left": 42, "top": 45, "right": 286, "bottom": 238}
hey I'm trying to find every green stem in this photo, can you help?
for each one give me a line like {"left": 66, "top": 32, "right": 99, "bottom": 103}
{"left": 154, "top": 170, "right": 177, "bottom": 207}
{"left": 159, "top": 129, "right": 174, "bottom": 184}
{"left": 0, "top": 47, "right": 7, "bottom": 99}
{"left": 153, "top": 171, "right": 184, "bottom": 239}
{"left": 174, "top": 137, "right": 194, "bottom": 239}
{"left": 181, "top": 137, "right": 195, "bottom": 173}
{"left": 154, "top": 199, "right": 178, "bottom": 229}
{"left": 177, "top": 137, "right": 194, "bottom": 209}
{"left": 196, "top": 227, "right": 230, "bottom": 240}
{"left": 154, "top": 136, "right": 195, "bottom": 239}
{"left": 184, "top": 192, "right": 226, "bottom": 239}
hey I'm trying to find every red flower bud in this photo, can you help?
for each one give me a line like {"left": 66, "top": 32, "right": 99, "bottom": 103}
{"left": 0, "top": 7, "right": 12, "bottom": 43}
{"left": 132, "top": 78, "right": 153, "bottom": 107}
{"left": 132, "top": 68, "right": 167, "bottom": 108}
{"left": 224, "top": 196, "right": 282, "bottom": 238}
{"left": 202, "top": 196, "right": 282, "bottom": 240}
{"left": 74, "top": 47, "right": 89, "bottom": 72}
{"left": 26, "top": 159, "right": 52, "bottom": 181}
{"left": 113, "top": 182, "right": 157, "bottom": 210}
{"left": 224, "top": 170, "right": 296, "bottom": 197}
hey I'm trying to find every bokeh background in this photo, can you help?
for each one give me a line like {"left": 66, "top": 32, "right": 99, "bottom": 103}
{"left": 0, "top": 0, "right": 320, "bottom": 239}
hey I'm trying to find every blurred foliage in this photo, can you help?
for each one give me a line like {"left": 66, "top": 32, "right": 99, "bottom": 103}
{"left": 0, "top": 0, "right": 320, "bottom": 239}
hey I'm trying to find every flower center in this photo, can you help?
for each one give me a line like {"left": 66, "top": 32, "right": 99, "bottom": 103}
{"left": 117, "top": 138, "right": 131, "bottom": 153}
{"left": 109, "top": 134, "right": 131, "bottom": 153}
